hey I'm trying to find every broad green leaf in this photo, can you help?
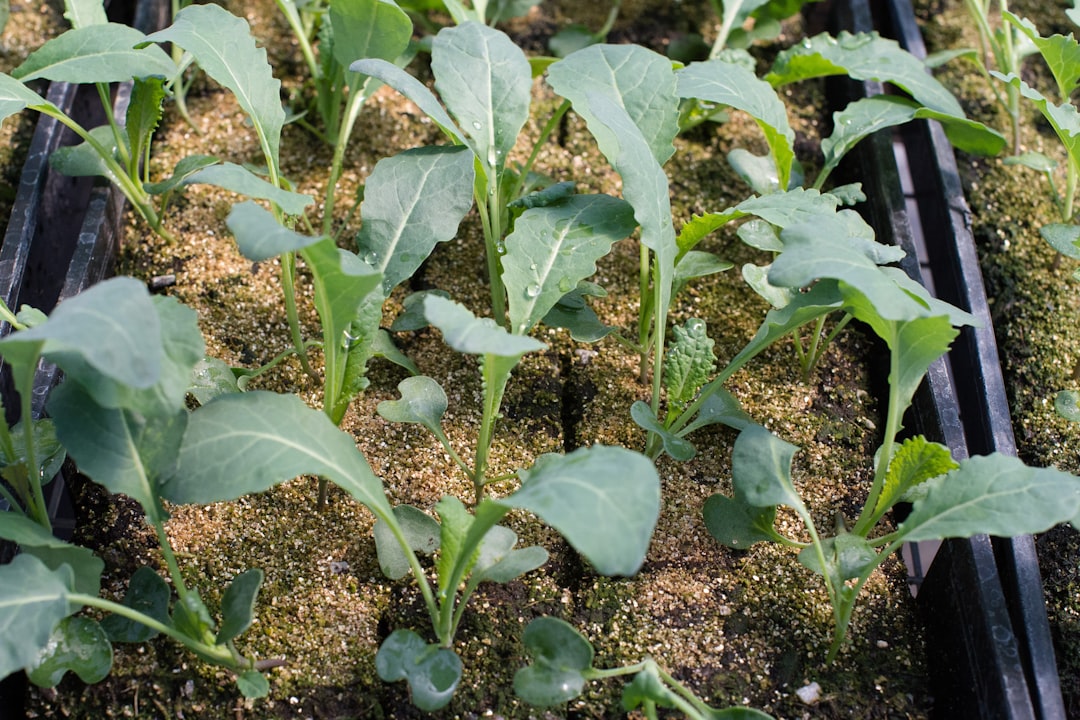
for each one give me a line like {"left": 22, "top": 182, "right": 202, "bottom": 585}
{"left": 474, "top": 525, "right": 548, "bottom": 583}
{"left": 100, "top": 566, "right": 171, "bottom": 643}
{"left": 742, "top": 262, "right": 793, "bottom": 308}
{"left": 577, "top": 92, "right": 677, "bottom": 339}
{"left": 376, "top": 629, "right": 462, "bottom": 712}
{"left": 0, "top": 73, "right": 50, "bottom": 126}
{"left": 766, "top": 31, "right": 965, "bottom": 117}
{"left": 0, "top": 513, "right": 101, "bottom": 598}
{"left": 898, "top": 454, "right": 1080, "bottom": 542}
{"left": 143, "top": 154, "right": 219, "bottom": 195}
{"left": 14, "top": 24, "right": 176, "bottom": 83}
{"left": 145, "top": 4, "right": 284, "bottom": 168}
{"left": 0, "top": 554, "right": 73, "bottom": 680}
{"left": 876, "top": 437, "right": 958, "bottom": 515}
{"left": 49, "top": 384, "right": 186, "bottom": 523}
{"left": 167, "top": 391, "right": 392, "bottom": 520}
{"left": 26, "top": 616, "right": 112, "bottom": 687}
{"left": 184, "top": 164, "right": 313, "bottom": 216}
{"left": 728, "top": 148, "right": 800, "bottom": 194}
{"left": 63, "top": 0, "right": 107, "bottom": 28}
{"left": 373, "top": 505, "right": 441, "bottom": 580}
{"left": 377, "top": 376, "right": 448, "bottom": 433}
{"left": 349, "top": 58, "right": 466, "bottom": 144}
{"left": 674, "top": 251, "right": 733, "bottom": 295}
{"left": 330, "top": 0, "right": 412, "bottom": 73}
{"left": 226, "top": 201, "right": 324, "bottom": 261}
{"left": 507, "top": 445, "right": 660, "bottom": 576}
{"left": 630, "top": 401, "right": 696, "bottom": 461}
{"left": 513, "top": 616, "right": 593, "bottom": 706}
{"left": 731, "top": 425, "right": 806, "bottom": 511}
{"left": 390, "top": 290, "right": 449, "bottom": 332}
{"left": 236, "top": 670, "right": 269, "bottom": 698}
{"left": 663, "top": 318, "right": 716, "bottom": 406}
{"left": 1006, "top": 12, "right": 1080, "bottom": 98}
{"left": 1057, "top": 390, "right": 1080, "bottom": 422}
{"left": 822, "top": 96, "right": 1005, "bottom": 180}
{"left": 992, "top": 73, "right": 1080, "bottom": 174}
{"left": 357, "top": 145, "right": 475, "bottom": 296}
{"left": 126, "top": 77, "right": 167, "bottom": 170}
{"left": 1041, "top": 223, "right": 1080, "bottom": 259}
{"left": 679, "top": 388, "right": 755, "bottom": 436}
{"left": 702, "top": 184, "right": 845, "bottom": 248}
{"left": 0, "top": 277, "right": 162, "bottom": 394}
{"left": 547, "top": 44, "right": 680, "bottom": 165}
{"left": 432, "top": 22, "right": 531, "bottom": 175}
{"left": 49, "top": 125, "right": 121, "bottom": 183}
{"left": 768, "top": 223, "right": 927, "bottom": 321}
{"left": 423, "top": 295, "right": 546, "bottom": 357}
{"left": 540, "top": 283, "right": 613, "bottom": 342}
{"left": 217, "top": 569, "right": 262, "bottom": 644}
{"left": 188, "top": 356, "right": 243, "bottom": 405}
{"left": 503, "top": 194, "right": 637, "bottom": 334}
{"left": 677, "top": 59, "right": 796, "bottom": 190}
{"left": 703, "top": 493, "right": 779, "bottom": 549}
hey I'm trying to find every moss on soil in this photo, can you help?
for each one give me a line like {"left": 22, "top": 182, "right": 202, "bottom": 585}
{"left": 20, "top": 1, "right": 934, "bottom": 718}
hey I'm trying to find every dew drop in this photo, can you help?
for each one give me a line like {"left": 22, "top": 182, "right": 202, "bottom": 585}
{"left": 558, "top": 276, "right": 573, "bottom": 293}
{"left": 471, "top": 120, "right": 482, "bottom": 130}
{"left": 529, "top": 262, "right": 538, "bottom": 271}
{"left": 525, "top": 284, "right": 541, "bottom": 298}
{"left": 362, "top": 251, "right": 378, "bottom": 265}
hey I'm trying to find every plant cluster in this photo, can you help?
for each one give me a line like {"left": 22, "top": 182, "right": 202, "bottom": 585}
{"left": 1, "top": 0, "right": 1079, "bottom": 715}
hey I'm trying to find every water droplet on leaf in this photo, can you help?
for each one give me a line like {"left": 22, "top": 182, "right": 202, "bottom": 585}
{"left": 525, "top": 284, "right": 541, "bottom": 298}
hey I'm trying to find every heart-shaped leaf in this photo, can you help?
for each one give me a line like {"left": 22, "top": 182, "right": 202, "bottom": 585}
{"left": 26, "top": 616, "right": 112, "bottom": 687}
{"left": 514, "top": 616, "right": 594, "bottom": 707}
{"left": 377, "top": 376, "right": 448, "bottom": 433}
{"left": 376, "top": 629, "right": 462, "bottom": 711}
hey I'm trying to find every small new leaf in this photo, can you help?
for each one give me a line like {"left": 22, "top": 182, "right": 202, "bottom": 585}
{"left": 877, "top": 436, "right": 957, "bottom": 515}
{"left": 663, "top": 318, "right": 716, "bottom": 407}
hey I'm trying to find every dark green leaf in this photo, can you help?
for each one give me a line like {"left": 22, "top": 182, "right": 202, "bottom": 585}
{"left": 513, "top": 616, "right": 593, "bottom": 706}
{"left": 143, "top": 154, "right": 219, "bottom": 195}
{"left": 217, "top": 569, "right": 262, "bottom": 644}
{"left": 376, "top": 629, "right": 462, "bottom": 711}
{"left": 630, "top": 401, "right": 696, "bottom": 461}
{"left": 731, "top": 425, "right": 805, "bottom": 511}
{"left": 49, "top": 126, "right": 121, "bottom": 182}
{"left": 0, "top": 555, "right": 74, "bottom": 680}
{"left": 330, "top": 0, "right": 412, "bottom": 73}
{"left": 188, "top": 357, "right": 243, "bottom": 405}
{"left": 798, "top": 533, "right": 877, "bottom": 583}
{"left": 26, "top": 616, "right": 112, "bottom": 687}
{"left": 101, "top": 566, "right": 171, "bottom": 643}
{"left": 373, "top": 505, "right": 441, "bottom": 580}
{"left": 236, "top": 669, "right": 269, "bottom": 698}
{"left": 703, "top": 493, "right": 778, "bottom": 549}
{"left": 622, "top": 665, "right": 679, "bottom": 710}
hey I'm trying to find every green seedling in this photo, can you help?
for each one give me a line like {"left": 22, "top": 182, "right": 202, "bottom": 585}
{"left": 515, "top": 616, "right": 776, "bottom": 719}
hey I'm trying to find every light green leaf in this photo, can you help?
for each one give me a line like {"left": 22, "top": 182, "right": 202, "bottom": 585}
{"left": 14, "top": 24, "right": 176, "bottom": 83}
{"left": 622, "top": 665, "right": 679, "bottom": 710}
{"left": 674, "top": 251, "right": 733, "bottom": 295}
{"left": 0, "top": 514, "right": 101, "bottom": 598}
{"left": 995, "top": 72, "right": 1080, "bottom": 174}
{"left": 1005, "top": 12, "right": 1080, "bottom": 99}
{"left": 1056, "top": 390, "right": 1080, "bottom": 422}
{"left": 474, "top": 525, "right": 548, "bottom": 583}
{"left": 184, "top": 164, "right": 313, "bottom": 216}
{"left": 664, "top": 318, "right": 716, "bottom": 406}
{"left": 188, "top": 357, "right": 242, "bottom": 405}
{"left": 357, "top": 145, "right": 475, "bottom": 296}
{"left": 0, "top": 554, "right": 74, "bottom": 680}
{"left": 166, "top": 391, "right": 392, "bottom": 520}
{"left": 432, "top": 22, "right": 531, "bottom": 176}
{"left": 26, "top": 616, "right": 112, "bottom": 687}
{"left": 503, "top": 194, "right": 637, "bottom": 335}
{"left": 373, "top": 505, "right": 441, "bottom": 580}
{"left": 742, "top": 262, "right": 793, "bottom": 308}
{"left": 142, "top": 154, "right": 219, "bottom": 195}
{"left": 349, "top": 58, "right": 466, "bottom": 144}
{"left": 1041, "top": 223, "right": 1080, "bottom": 260}
{"left": 423, "top": 295, "right": 546, "bottom": 357}
{"left": 507, "top": 445, "right": 660, "bottom": 576}
{"left": 217, "top": 569, "right": 262, "bottom": 644}
{"left": 798, "top": 533, "right": 877, "bottom": 584}
{"left": 677, "top": 59, "right": 795, "bottom": 190}
{"left": 226, "top": 201, "right": 323, "bottom": 261}
{"left": 1006, "top": 151, "right": 1057, "bottom": 173}
{"left": 680, "top": 388, "right": 755, "bottom": 436}
{"left": 331, "top": 0, "right": 412, "bottom": 73}
{"left": 145, "top": 4, "right": 284, "bottom": 168}
{"left": 513, "top": 616, "right": 593, "bottom": 707}
{"left": 63, "top": 0, "right": 107, "bottom": 28}
{"left": 703, "top": 493, "right": 778, "bottom": 549}
{"left": 540, "top": 283, "right": 613, "bottom": 342}
{"left": 730, "top": 425, "right": 806, "bottom": 512}
{"left": 435, "top": 495, "right": 475, "bottom": 594}
{"left": 766, "top": 31, "right": 965, "bottom": 117}
{"left": 376, "top": 629, "right": 462, "bottom": 712}
{"left": 547, "top": 43, "right": 680, "bottom": 165}
{"left": 49, "top": 125, "right": 122, "bottom": 183}
{"left": 236, "top": 670, "right": 269, "bottom": 698}
{"left": 126, "top": 77, "right": 167, "bottom": 170}
{"left": 898, "top": 454, "right": 1080, "bottom": 542}
{"left": 0, "top": 73, "right": 51, "bottom": 127}
{"left": 376, "top": 376, "right": 448, "bottom": 433}
{"left": 877, "top": 437, "right": 958, "bottom": 515}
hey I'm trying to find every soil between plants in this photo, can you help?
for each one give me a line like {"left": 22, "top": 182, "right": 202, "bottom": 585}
{"left": 914, "top": 0, "right": 1080, "bottom": 714}
{"left": 20, "top": 2, "right": 933, "bottom": 718}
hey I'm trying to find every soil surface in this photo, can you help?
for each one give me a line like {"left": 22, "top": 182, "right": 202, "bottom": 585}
{"left": 13, "top": 1, "right": 937, "bottom": 718}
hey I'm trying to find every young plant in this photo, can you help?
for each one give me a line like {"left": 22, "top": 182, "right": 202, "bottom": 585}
{"left": 0, "top": 278, "right": 280, "bottom": 698}
{"left": 699, "top": 222, "right": 1080, "bottom": 659}
{"left": 515, "top": 617, "right": 775, "bottom": 719}
{"left": 353, "top": 21, "right": 579, "bottom": 327}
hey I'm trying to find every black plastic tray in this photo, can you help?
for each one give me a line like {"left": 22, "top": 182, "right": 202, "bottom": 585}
{"left": 832, "top": 0, "right": 1065, "bottom": 717}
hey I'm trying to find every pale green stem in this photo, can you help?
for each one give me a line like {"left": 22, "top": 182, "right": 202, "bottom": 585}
{"left": 507, "top": 100, "right": 571, "bottom": 203}
{"left": 484, "top": 171, "right": 509, "bottom": 328}
{"left": 273, "top": 0, "right": 320, "bottom": 82}
{"left": 852, "top": 344, "right": 904, "bottom": 536}
{"left": 13, "top": 359, "right": 48, "bottom": 529}
{"left": 323, "top": 81, "right": 371, "bottom": 236}
{"left": 150, "top": 516, "right": 193, "bottom": 600}
{"left": 472, "top": 355, "right": 513, "bottom": 504}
